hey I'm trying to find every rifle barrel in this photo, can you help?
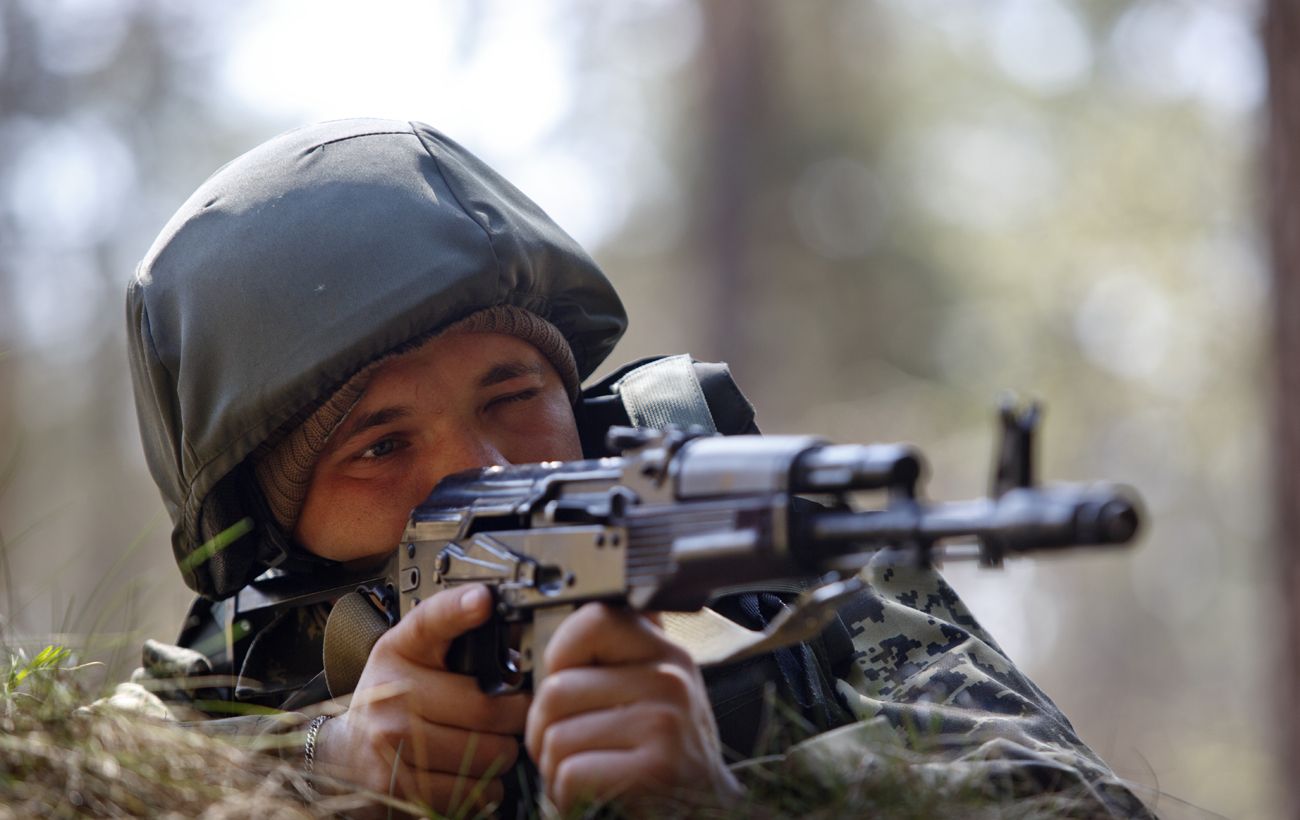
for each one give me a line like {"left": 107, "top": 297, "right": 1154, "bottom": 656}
{"left": 802, "top": 484, "right": 1141, "bottom": 557}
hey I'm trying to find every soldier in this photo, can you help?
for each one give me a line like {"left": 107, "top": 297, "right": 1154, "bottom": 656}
{"left": 124, "top": 118, "right": 1151, "bottom": 816}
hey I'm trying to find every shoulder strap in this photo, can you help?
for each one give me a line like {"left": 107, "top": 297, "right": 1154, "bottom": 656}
{"left": 613, "top": 354, "right": 717, "bottom": 432}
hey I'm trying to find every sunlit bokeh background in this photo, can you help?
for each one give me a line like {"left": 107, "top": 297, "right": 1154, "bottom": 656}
{"left": 0, "top": 1, "right": 1273, "bottom": 816}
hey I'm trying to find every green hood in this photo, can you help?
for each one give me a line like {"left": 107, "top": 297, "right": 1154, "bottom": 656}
{"left": 127, "top": 119, "right": 626, "bottom": 600}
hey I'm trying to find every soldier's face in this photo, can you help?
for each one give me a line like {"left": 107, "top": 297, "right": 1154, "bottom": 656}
{"left": 294, "top": 331, "right": 582, "bottom": 562}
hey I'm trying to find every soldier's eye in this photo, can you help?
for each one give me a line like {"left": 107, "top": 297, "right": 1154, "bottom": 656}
{"left": 489, "top": 389, "right": 540, "bottom": 409}
{"left": 359, "top": 437, "right": 405, "bottom": 460}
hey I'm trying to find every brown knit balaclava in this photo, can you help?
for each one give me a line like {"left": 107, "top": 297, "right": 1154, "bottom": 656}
{"left": 253, "top": 306, "right": 579, "bottom": 534}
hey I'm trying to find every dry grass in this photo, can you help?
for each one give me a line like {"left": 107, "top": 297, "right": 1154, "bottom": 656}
{"left": 0, "top": 645, "right": 395, "bottom": 819}
{"left": 0, "top": 643, "right": 1125, "bottom": 819}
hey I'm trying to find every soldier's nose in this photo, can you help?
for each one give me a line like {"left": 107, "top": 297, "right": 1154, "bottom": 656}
{"left": 441, "top": 432, "right": 511, "bottom": 476}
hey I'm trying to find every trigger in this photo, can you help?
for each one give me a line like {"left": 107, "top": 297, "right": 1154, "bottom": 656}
{"left": 476, "top": 619, "right": 523, "bottom": 695}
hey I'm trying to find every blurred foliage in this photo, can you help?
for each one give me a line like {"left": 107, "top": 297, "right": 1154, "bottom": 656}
{"left": 0, "top": 0, "right": 1276, "bottom": 817}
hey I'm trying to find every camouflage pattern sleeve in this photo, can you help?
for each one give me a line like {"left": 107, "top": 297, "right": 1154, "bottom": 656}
{"left": 761, "top": 555, "right": 1156, "bottom": 818}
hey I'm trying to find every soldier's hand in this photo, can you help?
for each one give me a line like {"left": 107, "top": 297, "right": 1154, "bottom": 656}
{"left": 525, "top": 603, "right": 745, "bottom": 814}
{"left": 314, "top": 584, "right": 527, "bottom": 814}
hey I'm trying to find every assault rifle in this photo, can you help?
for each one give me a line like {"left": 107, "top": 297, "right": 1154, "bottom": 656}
{"left": 302, "top": 401, "right": 1142, "bottom": 697}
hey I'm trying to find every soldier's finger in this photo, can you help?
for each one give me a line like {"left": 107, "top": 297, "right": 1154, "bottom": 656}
{"left": 526, "top": 664, "right": 693, "bottom": 755}
{"left": 389, "top": 663, "right": 530, "bottom": 734}
{"left": 531, "top": 705, "right": 643, "bottom": 790}
{"left": 381, "top": 584, "right": 493, "bottom": 669}
{"left": 543, "top": 603, "right": 688, "bottom": 674}
{"left": 549, "top": 749, "right": 652, "bottom": 815}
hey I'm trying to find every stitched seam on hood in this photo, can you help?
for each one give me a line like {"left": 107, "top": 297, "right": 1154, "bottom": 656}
{"left": 409, "top": 125, "right": 602, "bottom": 377}
{"left": 309, "top": 130, "right": 411, "bottom": 151}
{"left": 404, "top": 131, "right": 585, "bottom": 380}
{"left": 410, "top": 122, "right": 507, "bottom": 298}
{"left": 136, "top": 289, "right": 179, "bottom": 433}
{"left": 136, "top": 292, "right": 195, "bottom": 539}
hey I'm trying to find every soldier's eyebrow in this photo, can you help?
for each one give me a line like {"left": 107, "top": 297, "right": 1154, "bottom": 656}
{"left": 335, "top": 406, "right": 412, "bottom": 444}
{"left": 477, "top": 360, "right": 544, "bottom": 389}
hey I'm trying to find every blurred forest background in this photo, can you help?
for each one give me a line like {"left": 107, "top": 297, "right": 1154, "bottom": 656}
{"left": 0, "top": 0, "right": 1274, "bottom": 817}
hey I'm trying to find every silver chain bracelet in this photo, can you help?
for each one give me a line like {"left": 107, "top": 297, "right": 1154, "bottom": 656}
{"left": 303, "top": 714, "right": 332, "bottom": 777}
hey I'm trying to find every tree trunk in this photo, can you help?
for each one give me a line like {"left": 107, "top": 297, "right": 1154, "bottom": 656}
{"left": 696, "top": 0, "right": 768, "bottom": 375}
{"left": 1265, "top": 3, "right": 1300, "bottom": 816}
